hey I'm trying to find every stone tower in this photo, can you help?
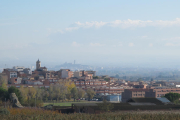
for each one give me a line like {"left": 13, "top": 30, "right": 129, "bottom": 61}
{"left": 36, "top": 59, "right": 41, "bottom": 70}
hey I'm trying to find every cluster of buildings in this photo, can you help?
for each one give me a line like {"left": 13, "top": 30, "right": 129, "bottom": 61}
{"left": 0, "top": 60, "right": 132, "bottom": 95}
{"left": 1, "top": 59, "right": 180, "bottom": 102}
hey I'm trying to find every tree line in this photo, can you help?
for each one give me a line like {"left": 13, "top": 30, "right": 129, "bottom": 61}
{"left": 0, "top": 80, "right": 96, "bottom": 107}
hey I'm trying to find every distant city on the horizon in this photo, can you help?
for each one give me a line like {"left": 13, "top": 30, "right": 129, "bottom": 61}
{"left": 1, "top": 59, "right": 180, "bottom": 82}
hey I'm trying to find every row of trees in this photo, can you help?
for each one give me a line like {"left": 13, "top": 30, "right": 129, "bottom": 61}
{"left": 0, "top": 80, "right": 96, "bottom": 107}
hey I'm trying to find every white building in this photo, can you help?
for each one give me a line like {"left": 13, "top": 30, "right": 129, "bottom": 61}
{"left": 10, "top": 71, "right": 17, "bottom": 78}
{"left": 13, "top": 66, "right": 25, "bottom": 72}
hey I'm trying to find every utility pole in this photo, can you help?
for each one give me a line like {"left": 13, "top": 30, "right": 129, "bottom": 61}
{"left": 35, "top": 96, "right": 36, "bottom": 108}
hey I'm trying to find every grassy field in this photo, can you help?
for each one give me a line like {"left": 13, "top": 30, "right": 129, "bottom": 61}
{"left": 43, "top": 102, "right": 72, "bottom": 106}
{"left": 43, "top": 101, "right": 99, "bottom": 106}
{"left": 2, "top": 108, "right": 180, "bottom": 120}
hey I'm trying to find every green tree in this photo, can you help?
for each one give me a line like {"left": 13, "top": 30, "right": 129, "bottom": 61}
{"left": 0, "top": 75, "right": 6, "bottom": 84}
{"left": 104, "top": 78, "right": 109, "bottom": 82}
{"left": 93, "top": 76, "right": 99, "bottom": 79}
{"left": 86, "top": 88, "right": 96, "bottom": 100}
{"left": 1, "top": 82, "right": 7, "bottom": 90}
{"left": 77, "top": 88, "right": 85, "bottom": 99}
{"left": 49, "top": 84, "right": 55, "bottom": 101}
{"left": 27, "top": 87, "right": 37, "bottom": 100}
{"left": 8, "top": 86, "right": 23, "bottom": 103}
{"left": 53, "top": 85, "right": 61, "bottom": 101}
{"left": 36, "top": 88, "right": 45, "bottom": 101}
{"left": 59, "top": 84, "right": 67, "bottom": 101}
{"left": 43, "top": 91, "right": 49, "bottom": 102}
{"left": 0, "top": 87, "right": 8, "bottom": 101}
{"left": 71, "top": 87, "right": 78, "bottom": 101}
{"left": 19, "top": 86, "right": 28, "bottom": 104}
{"left": 164, "top": 92, "right": 180, "bottom": 103}
{"left": 66, "top": 93, "right": 72, "bottom": 101}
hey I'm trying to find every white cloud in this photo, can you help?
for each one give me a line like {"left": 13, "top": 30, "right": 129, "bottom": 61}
{"left": 110, "top": 19, "right": 153, "bottom": 28}
{"left": 65, "top": 27, "right": 79, "bottom": 31}
{"left": 149, "top": 43, "right": 153, "bottom": 47}
{"left": 162, "top": 37, "right": 180, "bottom": 42}
{"left": 90, "top": 43, "right": 104, "bottom": 47}
{"left": 75, "top": 21, "right": 107, "bottom": 28}
{"left": 128, "top": 43, "right": 134, "bottom": 47}
{"left": 48, "top": 18, "right": 180, "bottom": 34}
{"left": 164, "top": 43, "right": 180, "bottom": 46}
{"left": 154, "top": 18, "right": 180, "bottom": 27}
{"left": 46, "top": 28, "right": 64, "bottom": 36}
{"left": 71, "top": 42, "right": 82, "bottom": 47}
{"left": 73, "top": 18, "right": 180, "bottom": 29}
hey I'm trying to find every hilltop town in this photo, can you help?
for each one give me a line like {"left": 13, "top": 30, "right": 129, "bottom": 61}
{"left": 1, "top": 59, "right": 180, "bottom": 103}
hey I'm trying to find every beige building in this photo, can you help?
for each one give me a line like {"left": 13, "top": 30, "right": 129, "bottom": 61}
{"left": 74, "top": 70, "right": 93, "bottom": 79}
{"left": 59, "top": 69, "right": 74, "bottom": 79}
{"left": 74, "top": 71, "right": 83, "bottom": 78}
{"left": 121, "top": 89, "right": 150, "bottom": 102}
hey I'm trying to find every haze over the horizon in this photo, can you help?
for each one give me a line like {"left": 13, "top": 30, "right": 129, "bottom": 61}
{"left": 1, "top": 0, "right": 180, "bottom": 68}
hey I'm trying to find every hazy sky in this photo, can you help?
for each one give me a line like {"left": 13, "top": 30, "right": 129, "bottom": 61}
{"left": 1, "top": 0, "right": 180, "bottom": 68}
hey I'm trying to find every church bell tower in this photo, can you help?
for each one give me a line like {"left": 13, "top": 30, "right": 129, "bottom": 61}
{"left": 36, "top": 59, "right": 41, "bottom": 70}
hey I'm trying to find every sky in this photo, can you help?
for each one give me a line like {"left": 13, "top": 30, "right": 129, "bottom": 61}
{"left": 1, "top": 0, "right": 180, "bottom": 68}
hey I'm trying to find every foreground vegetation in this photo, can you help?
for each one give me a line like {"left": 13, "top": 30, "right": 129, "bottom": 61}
{"left": 1, "top": 108, "right": 180, "bottom": 120}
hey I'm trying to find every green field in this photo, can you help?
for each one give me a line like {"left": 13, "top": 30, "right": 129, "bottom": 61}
{"left": 43, "top": 101, "right": 98, "bottom": 106}
{"left": 43, "top": 102, "right": 73, "bottom": 106}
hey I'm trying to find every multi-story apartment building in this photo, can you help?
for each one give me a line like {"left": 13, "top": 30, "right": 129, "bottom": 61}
{"left": 74, "top": 71, "right": 83, "bottom": 78}
{"left": 74, "top": 79, "right": 127, "bottom": 95}
{"left": 146, "top": 87, "right": 180, "bottom": 98}
{"left": 74, "top": 70, "right": 93, "bottom": 79}
{"left": 59, "top": 69, "right": 74, "bottom": 79}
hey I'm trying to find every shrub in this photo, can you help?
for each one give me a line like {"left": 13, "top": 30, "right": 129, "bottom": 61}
{"left": 0, "top": 108, "right": 10, "bottom": 115}
{"left": 98, "top": 99, "right": 114, "bottom": 112}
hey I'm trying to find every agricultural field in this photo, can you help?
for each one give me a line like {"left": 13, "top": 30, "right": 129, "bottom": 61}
{"left": 1, "top": 108, "right": 180, "bottom": 120}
